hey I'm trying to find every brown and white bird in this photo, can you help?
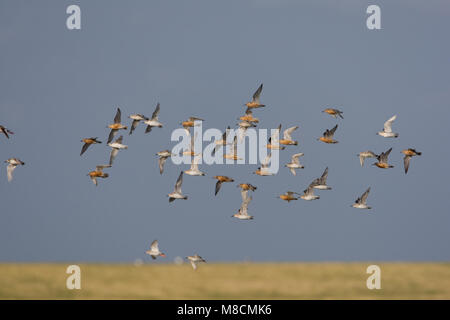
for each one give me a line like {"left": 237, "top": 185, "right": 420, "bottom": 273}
{"left": 352, "top": 187, "right": 372, "bottom": 210}
{"left": 145, "top": 240, "right": 166, "bottom": 260}
{"left": 279, "top": 191, "right": 300, "bottom": 202}
{"left": 279, "top": 125, "right": 299, "bottom": 146}
{"left": 213, "top": 176, "right": 234, "bottom": 196}
{"left": 373, "top": 147, "right": 394, "bottom": 169}
{"left": 0, "top": 125, "right": 14, "bottom": 139}
{"left": 4, "top": 158, "right": 25, "bottom": 182}
{"left": 300, "top": 182, "right": 320, "bottom": 201}
{"left": 322, "top": 108, "right": 344, "bottom": 119}
{"left": 401, "top": 148, "right": 421, "bottom": 174}
{"left": 285, "top": 153, "right": 304, "bottom": 176}
{"left": 143, "top": 103, "right": 163, "bottom": 133}
{"left": 245, "top": 83, "right": 265, "bottom": 109}
{"left": 156, "top": 150, "right": 173, "bottom": 174}
{"left": 128, "top": 113, "right": 146, "bottom": 135}
{"left": 108, "top": 135, "right": 128, "bottom": 165}
{"left": 168, "top": 171, "right": 188, "bottom": 202}
{"left": 357, "top": 151, "right": 378, "bottom": 167}
{"left": 186, "top": 254, "right": 206, "bottom": 270}
{"left": 318, "top": 124, "right": 339, "bottom": 144}
{"left": 87, "top": 165, "right": 111, "bottom": 186}
{"left": 237, "top": 183, "right": 257, "bottom": 192}
{"left": 80, "top": 137, "right": 102, "bottom": 156}
{"left": 311, "top": 167, "right": 332, "bottom": 190}
{"left": 232, "top": 189, "right": 254, "bottom": 220}
{"left": 107, "top": 108, "right": 128, "bottom": 144}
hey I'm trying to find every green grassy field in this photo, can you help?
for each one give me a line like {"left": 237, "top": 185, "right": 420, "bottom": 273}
{"left": 0, "top": 263, "right": 449, "bottom": 299}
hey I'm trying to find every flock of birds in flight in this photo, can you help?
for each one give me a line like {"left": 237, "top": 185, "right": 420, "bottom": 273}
{"left": 1, "top": 83, "right": 422, "bottom": 269}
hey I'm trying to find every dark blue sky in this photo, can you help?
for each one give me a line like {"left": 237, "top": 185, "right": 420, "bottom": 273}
{"left": 1, "top": 0, "right": 449, "bottom": 262}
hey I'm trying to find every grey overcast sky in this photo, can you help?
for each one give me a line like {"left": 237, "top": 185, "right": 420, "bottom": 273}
{"left": 0, "top": 0, "right": 449, "bottom": 262}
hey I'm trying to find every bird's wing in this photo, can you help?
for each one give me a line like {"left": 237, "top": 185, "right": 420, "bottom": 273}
{"left": 404, "top": 155, "right": 411, "bottom": 174}
{"left": 107, "top": 129, "right": 117, "bottom": 144}
{"left": 151, "top": 240, "right": 159, "bottom": 251}
{"left": 383, "top": 115, "right": 396, "bottom": 133}
{"left": 215, "top": 181, "right": 223, "bottom": 196}
{"left": 240, "top": 195, "right": 252, "bottom": 215}
{"left": 151, "top": 103, "right": 160, "bottom": 120}
{"left": 191, "top": 155, "right": 201, "bottom": 170}
{"left": 252, "top": 83, "right": 263, "bottom": 103}
{"left": 283, "top": 126, "right": 298, "bottom": 140}
{"left": 80, "top": 143, "right": 90, "bottom": 156}
{"left": 359, "top": 155, "right": 365, "bottom": 167}
{"left": 329, "top": 124, "right": 338, "bottom": 137}
{"left": 91, "top": 176, "right": 98, "bottom": 186}
{"left": 159, "top": 157, "right": 167, "bottom": 175}
{"left": 360, "top": 187, "right": 371, "bottom": 204}
{"left": 190, "top": 260, "right": 197, "bottom": 270}
{"left": 290, "top": 168, "right": 296, "bottom": 176}
{"left": 109, "top": 148, "right": 119, "bottom": 165}
{"left": 114, "top": 108, "right": 121, "bottom": 123}
{"left": 129, "top": 120, "right": 140, "bottom": 135}
{"left": 6, "top": 164, "right": 16, "bottom": 182}
{"left": 319, "top": 167, "right": 329, "bottom": 184}
{"left": 240, "top": 189, "right": 249, "bottom": 202}
{"left": 174, "top": 171, "right": 183, "bottom": 193}
{"left": 382, "top": 147, "right": 393, "bottom": 162}
{"left": 291, "top": 153, "right": 303, "bottom": 164}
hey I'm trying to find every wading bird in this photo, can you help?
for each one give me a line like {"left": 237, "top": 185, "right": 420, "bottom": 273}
{"left": 4, "top": 158, "right": 25, "bottom": 182}
{"left": 107, "top": 108, "right": 127, "bottom": 144}
{"left": 145, "top": 240, "right": 166, "bottom": 260}
{"left": 80, "top": 137, "right": 101, "bottom": 156}
{"left": 377, "top": 115, "right": 398, "bottom": 138}
{"left": 352, "top": 187, "right": 372, "bottom": 210}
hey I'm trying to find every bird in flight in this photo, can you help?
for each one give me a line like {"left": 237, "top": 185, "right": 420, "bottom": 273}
{"left": 311, "top": 167, "right": 332, "bottom": 190}
{"left": 213, "top": 175, "right": 234, "bottom": 196}
{"left": 377, "top": 115, "right": 398, "bottom": 138}
{"left": 0, "top": 125, "right": 14, "bottom": 139}
{"left": 145, "top": 240, "right": 166, "bottom": 260}
{"left": 4, "top": 158, "right": 25, "bottom": 182}
{"left": 279, "top": 125, "right": 299, "bottom": 146}
{"left": 285, "top": 152, "right": 304, "bottom": 176}
{"left": 168, "top": 171, "right": 188, "bottom": 202}
{"left": 156, "top": 150, "right": 173, "bottom": 175}
{"left": 373, "top": 147, "right": 394, "bottom": 169}
{"left": 351, "top": 187, "right": 372, "bottom": 210}
{"left": 107, "top": 108, "right": 128, "bottom": 144}
{"left": 143, "top": 103, "right": 163, "bottom": 133}
{"left": 128, "top": 113, "right": 146, "bottom": 135}
{"left": 401, "top": 148, "right": 421, "bottom": 174}
{"left": 108, "top": 135, "right": 128, "bottom": 165}
{"left": 186, "top": 254, "right": 206, "bottom": 270}
{"left": 232, "top": 189, "right": 254, "bottom": 220}
{"left": 322, "top": 108, "right": 344, "bottom": 119}
{"left": 87, "top": 165, "right": 111, "bottom": 186}
{"left": 300, "top": 181, "right": 320, "bottom": 201}
{"left": 245, "top": 83, "right": 265, "bottom": 109}
{"left": 318, "top": 124, "right": 339, "bottom": 144}
{"left": 357, "top": 151, "right": 378, "bottom": 167}
{"left": 80, "top": 137, "right": 101, "bottom": 156}
{"left": 279, "top": 191, "right": 300, "bottom": 202}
